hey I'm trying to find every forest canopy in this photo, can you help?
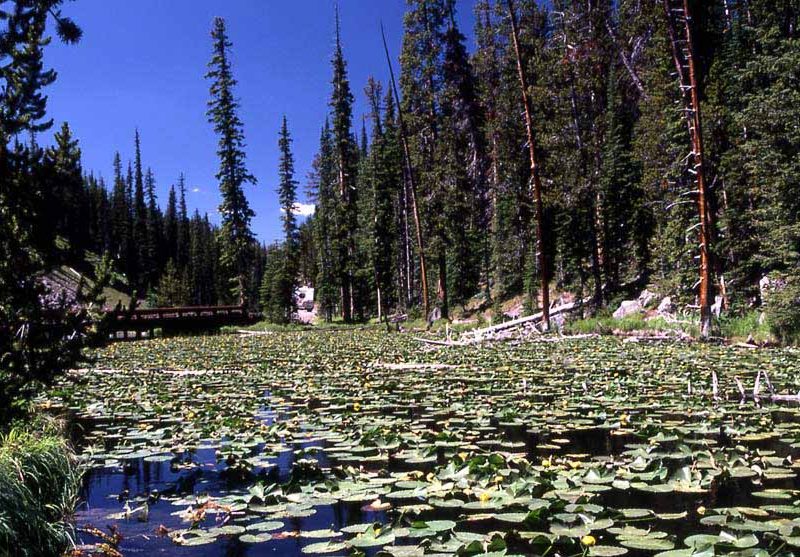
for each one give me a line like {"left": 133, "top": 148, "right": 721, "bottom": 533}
{"left": 4, "top": 0, "right": 800, "bottom": 340}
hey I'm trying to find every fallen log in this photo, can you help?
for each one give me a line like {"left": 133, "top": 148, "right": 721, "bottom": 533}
{"left": 463, "top": 297, "right": 589, "bottom": 343}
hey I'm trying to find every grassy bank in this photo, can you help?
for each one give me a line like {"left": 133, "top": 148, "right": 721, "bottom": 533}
{"left": 0, "top": 419, "right": 82, "bottom": 557}
{"left": 563, "top": 312, "right": 700, "bottom": 337}
{"left": 563, "top": 310, "right": 776, "bottom": 343}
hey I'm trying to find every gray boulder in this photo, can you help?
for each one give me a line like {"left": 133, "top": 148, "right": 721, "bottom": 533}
{"left": 427, "top": 306, "right": 442, "bottom": 325}
{"left": 613, "top": 299, "right": 643, "bottom": 319}
{"left": 638, "top": 289, "right": 657, "bottom": 309}
{"left": 656, "top": 296, "right": 676, "bottom": 316}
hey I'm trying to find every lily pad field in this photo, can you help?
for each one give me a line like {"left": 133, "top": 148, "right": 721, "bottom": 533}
{"left": 45, "top": 332, "right": 800, "bottom": 557}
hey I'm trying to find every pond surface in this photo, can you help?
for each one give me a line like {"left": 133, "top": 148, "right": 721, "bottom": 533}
{"left": 45, "top": 332, "right": 800, "bottom": 556}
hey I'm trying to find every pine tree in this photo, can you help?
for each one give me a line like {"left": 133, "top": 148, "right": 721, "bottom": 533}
{"left": 598, "top": 64, "right": 645, "bottom": 289}
{"left": 439, "top": 7, "right": 486, "bottom": 308}
{"left": 86, "top": 174, "right": 111, "bottom": 255}
{"left": 164, "top": 185, "right": 179, "bottom": 264}
{"left": 205, "top": 16, "right": 256, "bottom": 304}
{"left": 310, "top": 121, "right": 339, "bottom": 321}
{"left": 155, "top": 259, "right": 190, "bottom": 307}
{"left": 45, "top": 122, "right": 87, "bottom": 258}
{"left": 329, "top": 11, "right": 359, "bottom": 321}
{"left": 400, "top": 0, "right": 448, "bottom": 320}
{"left": 110, "top": 152, "right": 132, "bottom": 280}
{"left": 506, "top": 0, "right": 552, "bottom": 327}
{"left": 717, "top": 1, "right": 800, "bottom": 301}
{"left": 132, "top": 129, "right": 148, "bottom": 290}
{"left": 267, "top": 116, "right": 300, "bottom": 323}
{"left": 0, "top": 0, "right": 92, "bottom": 422}
{"left": 364, "top": 79, "right": 401, "bottom": 320}
{"left": 259, "top": 243, "right": 284, "bottom": 321}
{"left": 0, "top": 1, "right": 80, "bottom": 146}
{"left": 144, "top": 167, "right": 161, "bottom": 290}
{"left": 177, "top": 173, "right": 190, "bottom": 269}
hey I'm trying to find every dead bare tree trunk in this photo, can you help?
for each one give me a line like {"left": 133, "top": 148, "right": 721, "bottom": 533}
{"left": 604, "top": 19, "right": 649, "bottom": 99}
{"left": 381, "top": 23, "right": 430, "bottom": 320}
{"left": 506, "top": 0, "right": 550, "bottom": 330}
{"left": 664, "top": 0, "right": 715, "bottom": 338}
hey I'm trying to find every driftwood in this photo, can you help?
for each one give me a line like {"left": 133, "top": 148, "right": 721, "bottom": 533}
{"left": 714, "top": 369, "right": 800, "bottom": 405}
{"left": 465, "top": 299, "right": 584, "bottom": 341}
{"left": 413, "top": 298, "right": 590, "bottom": 347}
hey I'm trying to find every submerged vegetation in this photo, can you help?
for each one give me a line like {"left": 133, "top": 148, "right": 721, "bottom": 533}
{"left": 48, "top": 331, "right": 800, "bottom": 555}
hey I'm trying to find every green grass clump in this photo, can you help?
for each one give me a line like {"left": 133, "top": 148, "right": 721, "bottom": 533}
{"left": 764, "top": 275, "right": 800, "bottom": 345}
{"left": 235, "top": 318, "right": 388, "bottom": 333}
{"left": 718, "top": 310, "right": 772, "bottom": 343}
{"left": 565, "top": 312, "right": 699, "bottom": 337}
{"left": 0, "top": 420, "right": 82, "bottom": 556}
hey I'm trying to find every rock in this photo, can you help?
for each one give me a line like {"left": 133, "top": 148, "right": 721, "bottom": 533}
{"left": 427, "top": 306, "right": 442, "bottom": 324}
{"left": 760, "top": 274, "right": 787, "bottom": 302}
{"left": 613, "top": 299, "right": 643, "bottom": 319}
{"left": 637, "top": 289, "right": 657, "bottom": 309}
{"left": 656, "top": 296, "right": 675, "bottom": 316}
{"left": 758, "top": 312, "right": 767, "bottom": 326}
{"left": 759, "top": 275, "right": 772, "bottom": 301}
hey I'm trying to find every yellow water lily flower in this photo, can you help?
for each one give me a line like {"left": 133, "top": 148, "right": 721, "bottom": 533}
{"left": 697, "top": 506, "right": 706, "bottom": 515}
{"left": 581, "top": 535, "right": 596, "bottom": 547}
{"left": 353, "top": 402, "right": 361, "bottom": 412}
{"left": 542, "top": 456, "right": 552, "bottom": 468}
{"left": 479, "top": 491, "right": 491, "bottom": 503}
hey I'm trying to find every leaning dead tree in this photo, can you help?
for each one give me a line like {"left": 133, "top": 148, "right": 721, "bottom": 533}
{"left": 505, "top": 0, "right": 550, "bottom": 331}
{"left": 664, "top": 0, "right": 714, "bottom": 338}
{"left": 381, "top": 23, "right": 430, "bottom": 320}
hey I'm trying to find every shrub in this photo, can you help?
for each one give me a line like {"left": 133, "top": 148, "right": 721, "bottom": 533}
{"left": 0, "top": 420, "right": 82, "bottom": 556}
{"left": 765, "top": 273, "right": 800, "bottom": 345}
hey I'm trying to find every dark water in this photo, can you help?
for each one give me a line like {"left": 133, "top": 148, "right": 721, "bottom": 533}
{"left": 73, "top": 394, "right": 387, "bottom": 556}
{"left": 72, "top": 393, "right": 800, "bottom": 556}
{"left": 75, "top": 443, "right": 392, "bottom": 556}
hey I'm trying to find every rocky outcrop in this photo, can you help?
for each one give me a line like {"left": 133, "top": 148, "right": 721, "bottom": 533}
{"left": 638, "top": 289, "right": 657, "bottom": 309}
{"left": 613, "top": 299, "right": 644, "bottom": 319}
{"left": 656, "top": 296, "right": 676, "bottom": 316}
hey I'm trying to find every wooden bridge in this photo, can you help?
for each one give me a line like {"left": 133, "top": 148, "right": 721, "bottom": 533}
{"left": 107, "top": 305, "right": 261, "bottom": 339}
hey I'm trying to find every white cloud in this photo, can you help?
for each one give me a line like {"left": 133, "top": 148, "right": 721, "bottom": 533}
{"left": 281, "top": 202, "right": 315, "bottom": 217}
{"left": 191, "top": 187, "right": 201, "bottom": 193}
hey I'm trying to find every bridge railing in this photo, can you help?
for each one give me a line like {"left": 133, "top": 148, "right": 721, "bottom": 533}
{"left": 109, "top": 305, "right": 249, "bottom": 322}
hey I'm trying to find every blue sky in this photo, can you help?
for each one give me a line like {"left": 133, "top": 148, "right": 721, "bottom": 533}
{"left": 41, "top": 0, "right": 475, "bottom": 243}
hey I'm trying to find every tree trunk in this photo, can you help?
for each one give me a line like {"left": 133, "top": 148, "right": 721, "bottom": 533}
{"left": 437, "top": 249, "right": 448, "bottom": 320}
{"left": 664, "top": 0, "right": 715, "bottom": 338}
{"left": 506, "top": 0, "right": 550, "bottom": 330}
{"left": 382, "top": 24, "right": 430, "bottom": 320}
{"left": 604, "top": 19, "right": 649, "bottom": 99}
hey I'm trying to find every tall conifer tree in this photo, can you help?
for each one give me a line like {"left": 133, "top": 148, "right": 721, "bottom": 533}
{"left": 329, "top": 11, "right": 359, "bottom": 321}
{"left": 205, "top": 16, "right": 256, "bottom": 304}
{"left": 262, "top": 117, "right": 299, "bottom": 322}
